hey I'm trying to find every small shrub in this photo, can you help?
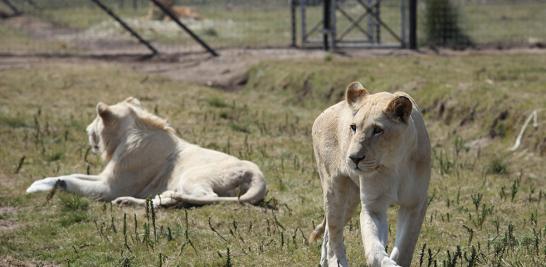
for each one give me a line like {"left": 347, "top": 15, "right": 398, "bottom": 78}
{"left": 207, "top": 97, "right": 229, "bottom": 108}
{"left": 487, "top": 158, "right": 508, "bottom": 175}
{"left": 229, "top": 122, "right": 251, "bottom": 133}
{"left": 59, "top": 193, "right": 89, "bottom": 212}
{"left": 58, "top": 211, "right": 89, "bottom": 227}
{"left": 46, "top": 151, "right": 64, "bottom": 162}
{"left": 423, "top": 0, "right": 473, "bottom": 48}
{"left": 57, "top": 193, "right": 90, "bottom": 226}
{"left": 204, "top": 28, "right": 219, "bottom": 37}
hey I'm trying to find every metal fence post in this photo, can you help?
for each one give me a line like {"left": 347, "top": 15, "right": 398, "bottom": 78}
{"left": 376, "top": 0, "right": 381, "bottom": 43}
{"left": 331, "top": 0, "right": 336, "bottom": 49}
{"left": 300, "top": 0, "right": 307, "bottom": 44}
{"left": 367, "top": 0, "right": 374, "bottom": 43}
{"left": 290, "top": 0, "right": 297, "bottom": 47}
{"left": 323, "top": 0, "right": 331, "bottom": 50}
{"left": 409, "top": 0, "right": 417, "bottom": 49}
{"left": 401, "top": 0, "right": 407, "bottom": 48}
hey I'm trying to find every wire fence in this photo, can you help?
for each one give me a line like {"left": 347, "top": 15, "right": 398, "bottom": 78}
{"left": 420, "top": 0, "right": 546, "bottom": 49}
{"left": 0, "top": 0, "right": 544, "bottom": 56}
{"left": 0, "top": 0, "right": 293, "bottom": 55}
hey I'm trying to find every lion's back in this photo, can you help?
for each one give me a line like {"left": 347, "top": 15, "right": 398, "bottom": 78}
{"left": 312, "top": 101, "right": 347, "bottom": 169}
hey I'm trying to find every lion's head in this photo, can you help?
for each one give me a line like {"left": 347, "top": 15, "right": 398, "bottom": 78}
{"left": 86, "top": 97, "right": 173, "bottom": 161}
{"left": 344, "top": 82, "right": 415, "bottom": 173}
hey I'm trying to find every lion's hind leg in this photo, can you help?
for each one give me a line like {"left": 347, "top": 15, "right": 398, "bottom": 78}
{"left": 174, "top": 161, "right": 266, "bottom": 205}
{"left": 321, "top": 175, "right": 360, "bottom": 267}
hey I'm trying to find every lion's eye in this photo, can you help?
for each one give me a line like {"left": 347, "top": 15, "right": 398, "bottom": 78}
{"left": 372, "top": 126, "right": 384, "bottom": 136}
{"left": 350, "top": 124, "right": 357, "bottom": 133}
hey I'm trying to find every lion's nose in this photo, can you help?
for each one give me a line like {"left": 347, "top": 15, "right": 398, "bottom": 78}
{"left": 349, "top": 155, "right": 365, "bottom": 165}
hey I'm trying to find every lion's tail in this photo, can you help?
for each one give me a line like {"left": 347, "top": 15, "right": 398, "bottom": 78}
{"left": 172, "top": 175, "right": 267, "bottom": 206}
{"left": 309, "top": 218, "right": 326, "bottom": 242}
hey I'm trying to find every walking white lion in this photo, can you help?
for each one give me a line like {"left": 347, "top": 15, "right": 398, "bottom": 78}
{"left": 309, "top": 82, "right": 431, "bottom": 267}
{"left": 26, "top": 97, "right": 267, "bottom": 207}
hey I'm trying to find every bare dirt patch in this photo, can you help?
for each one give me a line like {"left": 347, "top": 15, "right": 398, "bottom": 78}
{"left": 0, "top": 219, "right": 17, "bottom": 232}
{"left": 0, "top": 256, "right": 59, "bottom": 267}
{"left": 2, "top": 15, "right": 546, "bottom": 90}
{"left": 2, "top": 46, "right": 545, "bottom": 91}
{"left": 0, "top": 46, "right": 417, "bottom": 90}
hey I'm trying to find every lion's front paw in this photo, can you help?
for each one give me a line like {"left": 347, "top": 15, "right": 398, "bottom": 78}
{"left": 381, "top": 257, "right": 401, "bottom": 267}
{"left": 26, "top": 177, "right": 61, "bottom": 193}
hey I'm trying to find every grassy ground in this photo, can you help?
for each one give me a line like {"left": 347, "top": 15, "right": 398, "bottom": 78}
{"left": 0, "top": 52, "right": 545, "bottom": 266}
{"left": 0, "top": 24, "right": 70, "bottom": 53}
{"left": 460, "top": 2, "right": 546, "bottom": 46}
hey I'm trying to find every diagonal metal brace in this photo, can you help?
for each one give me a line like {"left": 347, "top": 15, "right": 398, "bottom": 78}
{"left": 90, "top": 0, "right": 158, "bottom": 56}
{"left": 355, "top": 0, "right": 401, "bottom": 42}
{"left": 2, "top": 0, "right": 22, "bottom": 16}
{"left": 304, "top": 19, "right": 324, "bottom": 40}
{"left": 336, "top": 4, "right": 372, "bottom": 41}
{"left": 149, "top": 0, "right": 219, "bottom": 57}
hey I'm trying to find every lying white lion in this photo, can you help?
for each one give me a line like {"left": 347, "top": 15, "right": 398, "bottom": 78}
{"left": 26, "top": 97, "right": 267, "bottom": 207}
{"left": 309, "top": 82, "right": 431, "bottom": 267}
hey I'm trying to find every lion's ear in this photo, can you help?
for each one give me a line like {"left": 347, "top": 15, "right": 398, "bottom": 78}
{"left": 345, "top": 81, "right": 369, "bottom": 108}
{"left": 385, "top": 96, "right": 412, "bottom": 123}
{"left": 96, "top": 102, "right": 114, "bottom": 122}
{"left": 124, "top": 96, "right": 141, "bottom": 107}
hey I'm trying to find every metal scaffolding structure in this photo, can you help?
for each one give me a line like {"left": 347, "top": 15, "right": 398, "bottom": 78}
{"left": 291, "top": 0, "right": 417, "bottom": 50}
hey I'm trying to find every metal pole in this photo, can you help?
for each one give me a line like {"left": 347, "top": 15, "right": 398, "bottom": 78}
{"left": 367, "top": 0, "right": 374, "bottom": 43}
{"left": 90, "top": 0, "right": 158, "bottom": 55}
{"left": 300, "top": 0, "right": 307, "bottom": 44}
{"left": 323, "top": 0, "right": 331, "bottom": 50}
{"left": 290, "top": 0, "right": 297, "bottom": 47}
{"left": 401, "top": 0, "right": 407, "bottom": 47}
{"left": 331, "top": 0, "right": 336, "bottom": 49}
{"left": 375, "top": 0, "right": 381, "bottom": 43}
{"left": 409, "top": 0, "right": 417, "bottom": 49}
{"left": 148, "top": 0, "right": 219, "bottom": 57}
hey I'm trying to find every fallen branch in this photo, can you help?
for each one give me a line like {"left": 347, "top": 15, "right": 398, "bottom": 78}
{"left": 509, "top": 109, "right": 542, "bottom": 151}
{"left": 14, "top": 155, "right": 25, "bottom": 174}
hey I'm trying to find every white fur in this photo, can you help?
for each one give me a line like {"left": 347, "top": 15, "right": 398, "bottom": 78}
{"left": 309, "top": 83, "right": 431, "bottom": 267}
{"left": 27, "top": 97, "right": 267, "bottom": 208}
